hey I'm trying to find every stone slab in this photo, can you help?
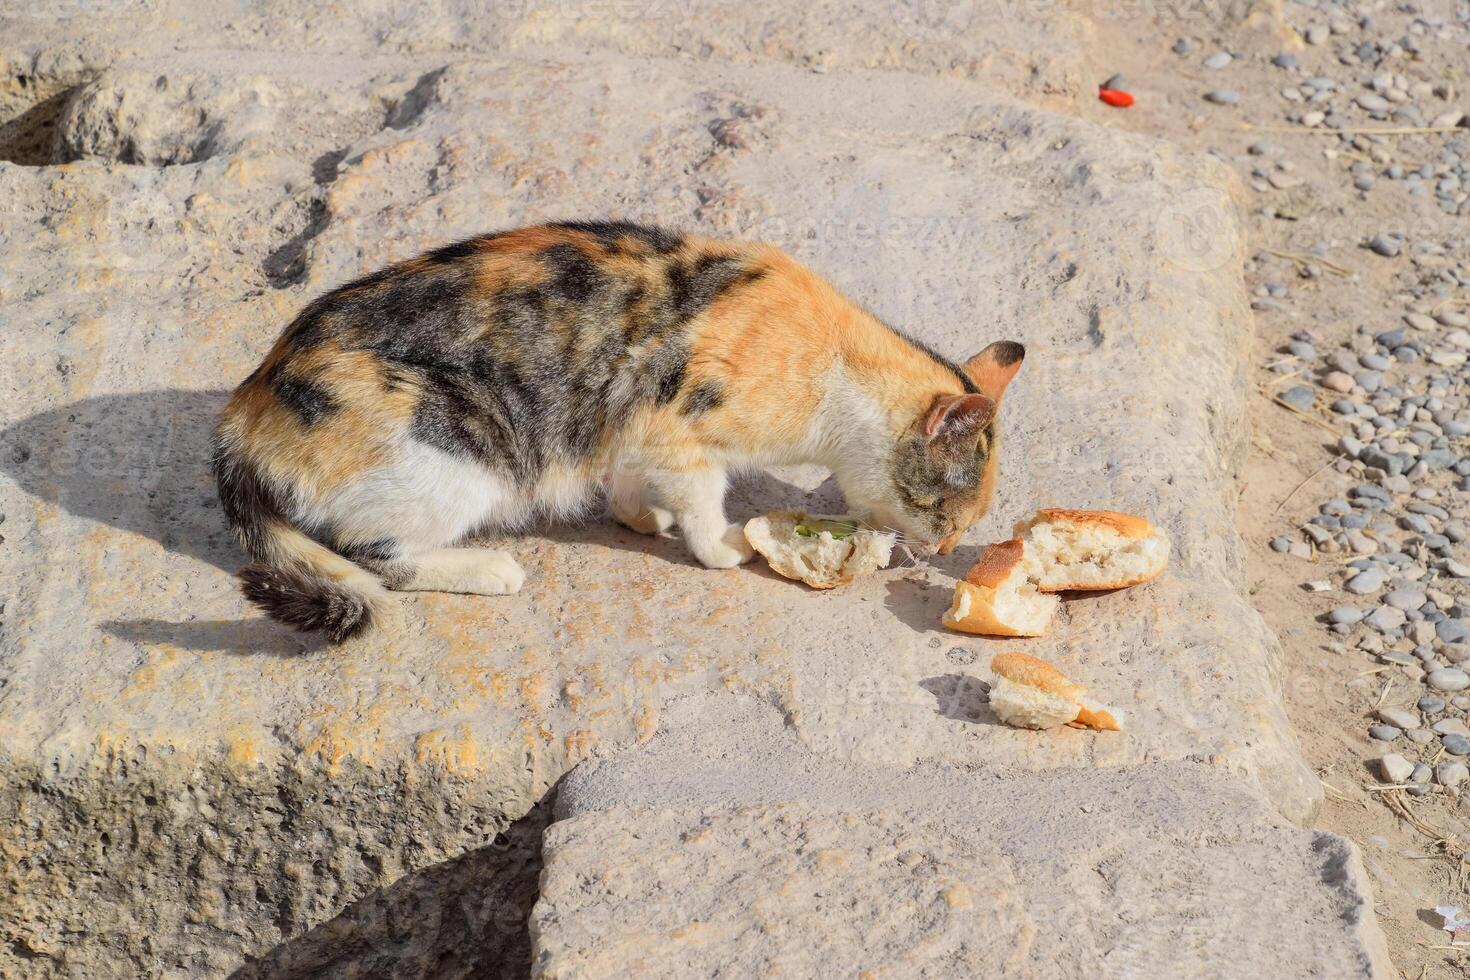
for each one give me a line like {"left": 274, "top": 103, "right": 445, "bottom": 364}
{"left": 0, "top": 16, "right": 1340, "bottom": 977}
{"left": 534, "top": 694, "right": 1393, "bottom": 978}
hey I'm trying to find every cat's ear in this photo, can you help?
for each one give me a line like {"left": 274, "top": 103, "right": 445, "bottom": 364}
{"left": 963, "top": 341, "right": 1025, "bottom": 400}
{"left": 923, "top": 393, "right": 996, "bottom": 442}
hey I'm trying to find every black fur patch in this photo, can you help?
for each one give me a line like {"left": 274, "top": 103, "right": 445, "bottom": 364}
{"left": 667, "top": 255, "right": 751, "bottom": 320}
{"left": 654, "top": 356, "right": 687, "bottom": 405}
{"left": 553, "top": 220, "right": 681, "bottom": 253}
{"left": 212, "top": 437, "right": 290, "bottom": 562}
{"left": 682, "top": 380, "right": 725, "bottom": 416}
{"left": 272, "top": 371, "right": 337, "bottom": 425}
{"left": 889, "top": 324, "right": 980, "bottom": 395}
{"left": 238, "top": 563, "right": 375, "bottom": 643}
{"left": 986, "top": 340, "right": 1026, "bottom": 367}
{"left": 422, "top": 237, "right": 488, "bottom": 265}
{"left": 542, "top": 244, "right": 605, "bottom": 304}
{"left": 337, "top": 537, "right": 399, "bottom": 564}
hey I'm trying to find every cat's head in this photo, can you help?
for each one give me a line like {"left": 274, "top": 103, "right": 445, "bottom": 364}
{"left": 868, "top": 340, "right": 1025, "bottom": 555}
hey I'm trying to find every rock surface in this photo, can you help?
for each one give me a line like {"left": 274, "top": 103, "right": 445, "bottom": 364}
{"left": 535, "top": 695, "right": 1392, "bottom": 978}
{"left": 0, "top": 1, "right": 1390, "bottom": 977}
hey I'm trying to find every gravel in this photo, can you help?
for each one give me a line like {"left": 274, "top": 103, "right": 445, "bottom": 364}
{"left": 1367, "top": 233, "right": 1402, "bottom": 257}
{"left": 1376, "top": 706, "right": 1420, "bottom": 729}
{"left": 1240, "top": 8, "right": 1470, "bottom": 809}
{"left": 1345, "top": 570, "right": 1385, "bottom": 594}
{"left": 1438, "top": 761, "right": 1468, "bottom": 787}
{"left": 1279, "top": 385, "right": 1316, "bottom": 411}
{"left": 1428, "top": 668, "right": 1470, "bottom": 693}
{"left": 1378, "top": 753, "right": 1414, "bottom": 783}
{"left": 1442, "top": 734, "right": 1470, "bottom": 756}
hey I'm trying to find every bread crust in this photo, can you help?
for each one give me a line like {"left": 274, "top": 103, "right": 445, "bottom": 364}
{"left": 942, "top": 581, "right": 1051, "bottom": 637}
{"left": 990, "top": 651, "right": 1083, "bottom": 699}
{"left": 1021, "top": 507, "right": 1156, "bottom": 540}
{"left": 964, "top": 539, "right": 1025, "bottom": 588}
{"left": 989, "top": 652, "right": 1122, "bottom": 732}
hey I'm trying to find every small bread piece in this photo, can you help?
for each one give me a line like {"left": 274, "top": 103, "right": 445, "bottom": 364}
{"left": 942, "top": 539, "right": 1059, "bottom": 636}
{"left": 988, "top": 652, "right": 1122, "bottom": 731}
{"left": 1017, "top": 508, "right": 1169, "bottom": 592}
{"left": 744, "top": 510, "right": 895, "bottom": 589}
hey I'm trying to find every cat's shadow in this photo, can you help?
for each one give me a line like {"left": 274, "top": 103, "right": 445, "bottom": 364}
{"left": 0, "top": 391, "right": 860, "bottom": 654}
{"left": 1, "top": 389, "right": 239, "bottom": 573}
{"left": 918, "top": 672, "right": 1002, "bottom": 726}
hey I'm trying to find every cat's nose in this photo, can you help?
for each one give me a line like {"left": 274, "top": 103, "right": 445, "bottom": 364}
{"left": 936, "top": 532, "right": 961, "bottom": 555}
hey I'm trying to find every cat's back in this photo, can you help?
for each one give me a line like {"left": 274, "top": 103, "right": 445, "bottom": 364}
{"left": 218, "top": 222, "right": 786, "bottom": 490}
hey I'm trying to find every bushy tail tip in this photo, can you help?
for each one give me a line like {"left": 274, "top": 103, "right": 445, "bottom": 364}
{"left": 239, "top": 562, "right": 384, "bottom": 643}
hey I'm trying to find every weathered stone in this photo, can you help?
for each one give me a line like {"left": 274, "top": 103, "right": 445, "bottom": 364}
{"left": 535, "top": 695, "right": 1392, "bottom": 978}
{"left": 1377, "top": 752, "right": 1414, "bottom": 783}
{"left": 0, "top": 3, "right": 1366, "bottom": 976}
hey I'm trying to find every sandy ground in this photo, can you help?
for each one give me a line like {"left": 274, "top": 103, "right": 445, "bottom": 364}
{"left": 1090, "top": 8, "right": 1470, "bottom": 977}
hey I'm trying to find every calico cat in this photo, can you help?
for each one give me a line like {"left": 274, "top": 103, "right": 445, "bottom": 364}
{"left": 213, "top": 221, "right": 1024, "bottom": 641}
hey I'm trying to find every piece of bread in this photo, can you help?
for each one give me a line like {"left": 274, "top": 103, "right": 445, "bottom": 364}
{"left": 744, "top": 511, "right": 895, "bottom": 589}
{"left": 987, "top": 652, "right": 1122, "bottom": 731}
{"left": 1016, "top": 508, "right": 1169, "bottom": 592}
{"left": 942, "top": 539, "right": 1059, "bottom": 636}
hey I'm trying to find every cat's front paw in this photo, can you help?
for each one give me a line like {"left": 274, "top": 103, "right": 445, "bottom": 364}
{"left": 690, "top": 523, "right": 755, "bottom": 569}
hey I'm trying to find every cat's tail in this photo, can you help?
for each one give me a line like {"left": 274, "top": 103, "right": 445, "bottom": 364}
{"left": 212, "top": 432, "right": 393, "bottom": 643}
{"left": 235, "top": 525, "right": 393, "bottom": 643}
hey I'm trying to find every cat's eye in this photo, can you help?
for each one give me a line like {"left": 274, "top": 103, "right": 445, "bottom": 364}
{"left": 933, "top": 497, "right": 946, "bottom": 509}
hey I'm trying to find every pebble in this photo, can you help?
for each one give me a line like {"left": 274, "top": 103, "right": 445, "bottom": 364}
{"left": 1356, "top": 93, "right": 1391, "bottom": 113}
{"left": 1443, "top": 734, "right": 1470, "bottom": 756}
{"left": 1384, "top": 589, "right": 1426, "bottom": 610}
{"left": 1345, "top": 570, "right": 1385, "bottom": 594}
{"left": 1366, "top": 606, "right": 1407, "bottom": 632}
{"left": 1379, "top": 752, "right": 1414, "bottom": 783}
{"left": 1433, "top": 718, "right": 1470, "bottom": 737}
{"left": 1279, "top": 385, "right": 1315, "bottom": 411}
{"left": 1369, "top": 724, "right": 1402, "bottom": 741}
{"left": 1419, "top": 695, "right": 1446, "bottom": 713}
{"left": 1271, "top": 52, "right": 1297, "bottom": 69}
{"left": 1322, "top": 371, "right": 1355, "bottom": 393}
{"left": 1368, "top": 233, "right": 1402, "bottom": 257}
{"left": 1428, "top": 668, "right": 1470, "bottom": 692}
{"left": 1203, "top": 51, "right": 1233, "bottom": 69}
{"left": 1377, "top": 706, "right": 1420, "bottom": 729}
{"left": 1438, "top": 761, "right": 1468, "bottom": 787}
{"left": 1438, "top": 619, "right": 1470, "bottom": 643}
{"left": 1204, "top": 89, "right": 1241, "bottom": 105}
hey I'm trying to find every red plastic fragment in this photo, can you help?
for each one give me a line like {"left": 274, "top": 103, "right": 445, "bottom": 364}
{"left": 1098, "top": 88, "right": 1134, "bottom": 108}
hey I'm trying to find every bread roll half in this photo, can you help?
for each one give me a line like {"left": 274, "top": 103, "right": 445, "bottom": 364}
{"left": 942, "top": 539, "right": 1059, "bottom": 636}
{"left": 988, "top": 651, "right": 1121, "bottom": 731}
{"left": 1017, "top": 508, "right": 1170, "bottom": 592}
{"left": 744, "top": 511, "right": 895, "bottom": 589}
